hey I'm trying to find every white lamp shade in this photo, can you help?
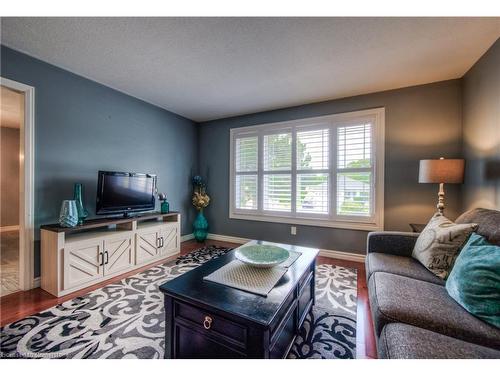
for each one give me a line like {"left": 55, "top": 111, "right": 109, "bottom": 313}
{"left": 419, "top": 159, "right": 465, "bottom": 184}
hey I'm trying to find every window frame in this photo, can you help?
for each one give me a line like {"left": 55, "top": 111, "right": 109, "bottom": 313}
{"left": 229, "top": 108, "right": 385, "bottom": 231}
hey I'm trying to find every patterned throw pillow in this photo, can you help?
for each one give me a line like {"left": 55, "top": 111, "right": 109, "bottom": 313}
{"left": 412, "top": 213, "right": 477, "bottom": 279}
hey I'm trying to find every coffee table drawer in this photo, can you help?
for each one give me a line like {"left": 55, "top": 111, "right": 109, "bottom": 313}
{"left": 298, "top": 268, "right": 313, "bottom": 291}
{"left": 174, "top": 301, "right": 247, "bottom": 346}
{"left": 270, "top": 301, "right": 298, "bottom": 359}
{"left": 270, "top": 290, "right": 295, "bottom": 336}
{"left": 175, "top": 322, "right": 246, "bottom": 359}
{"left": 298, "top": 271, "right": 314, "bottom": 325}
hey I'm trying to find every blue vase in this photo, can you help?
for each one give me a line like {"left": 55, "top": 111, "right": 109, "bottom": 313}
{"left": 59, "top": 200, "right": 79, "bottom": 228}
{"left": 193, "top": 210, "right": 208, "bottom": 242}
{"left": 161, "top": 200, "right": 170, "bottom": 214}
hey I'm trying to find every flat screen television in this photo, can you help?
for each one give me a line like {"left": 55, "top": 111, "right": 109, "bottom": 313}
{"left": 96, "top": 171, "right": 157, "bottom": 216}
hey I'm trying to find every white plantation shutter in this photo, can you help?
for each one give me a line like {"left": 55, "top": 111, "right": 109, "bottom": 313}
{"left": 235, "top": 136, "right": 258, "bottom": 210}
{"left": 336, "top": 124, "right": 373, "bottom": 217}
{"left": 297, "top": 129, "right": 329, "bottom": 170}
{"left": 263, "top": 174, "right": 291, "bottom": 211}
{"left": 236, "top": 136, "right": 258, "bottom": 171}
{"left": 230, "top": 109, "right": 384, "bottom": 230}
{"left": 263, "top": 133, "right": 292, "bottom": 212}
{"left": 235, "top": 175, "right": 258, "bottom": 210}
{"left": 296, "top": 129, "right": 329, "bottom": 214}
{"left": 264, "top": 133, "right": 292, "bottom": 171}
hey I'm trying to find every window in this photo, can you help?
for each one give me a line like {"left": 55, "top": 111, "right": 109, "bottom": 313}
{"left": 230, "top": 108, "right": 385, "bottom": 230}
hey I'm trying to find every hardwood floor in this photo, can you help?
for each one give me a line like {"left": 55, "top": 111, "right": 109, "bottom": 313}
{"left": 0, "top": 239, "right": 376, "bottom": 359}
{"left": 0, "top": 231, "right": 20, "bottom": 297}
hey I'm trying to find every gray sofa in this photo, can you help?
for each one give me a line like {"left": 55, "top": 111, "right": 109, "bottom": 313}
{"left": 366, "top": 208, "right": 500, "bottom": 359}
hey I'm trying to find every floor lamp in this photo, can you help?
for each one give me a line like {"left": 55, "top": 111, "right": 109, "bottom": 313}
{"left": 419, "top": 157, "right": 465, "bottom": 215}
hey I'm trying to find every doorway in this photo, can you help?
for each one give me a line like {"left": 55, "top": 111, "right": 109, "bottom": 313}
{"left": 0, "top": 78, "right": 35, "bottom": 295}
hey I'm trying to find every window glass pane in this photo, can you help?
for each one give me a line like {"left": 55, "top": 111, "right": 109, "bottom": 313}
{"left": 235, "top": 175, "right": 257, "bottom": 210}
{"left": 263, "top": 174, "right": 291, "bottom": 212}
{"left": 337, "top": 124, "right": 372, "bottom": 169}
{"left": 297, "top": 129, "right": 329, "bottom": 170}
{"left": 236, "top": 136, "right": 258, "bottom": 172}
{"left": 264, "top": 133, "right": 291, "bottom": 171}
{"left": 296, "top": 173, "right": 329, "bottom": 214}
{"left": 337, "top": 172, "right": 371, "bottom": 216}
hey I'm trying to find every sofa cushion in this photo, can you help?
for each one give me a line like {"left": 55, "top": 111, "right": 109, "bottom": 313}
{"left": 412, "top": 213, "right": 477, "bottom": 279}
{"left": 446, "top": 233, "right": 500, "bottom": 328}
{"left": 456, "top": 208, "right": 500, "bottom": 246}
{"left": 369, "top": 272, "right": 500, "bottom": 349}
{"left": 366, "top": 253, "right": 444, "bottom": 285}
{"left": 367, "top": 231, "right": 419, "bottom": 257}
{"left": 379, "top": 323, "right": 500, "bottom": 359}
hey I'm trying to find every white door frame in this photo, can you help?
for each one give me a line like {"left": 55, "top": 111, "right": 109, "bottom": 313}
{"left": 1, "top": 77, "right": 35, "bottom": 290}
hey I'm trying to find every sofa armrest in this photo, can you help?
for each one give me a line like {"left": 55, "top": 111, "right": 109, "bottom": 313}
{"left": 367, "top": 231, "right": 420, "bottom": 257}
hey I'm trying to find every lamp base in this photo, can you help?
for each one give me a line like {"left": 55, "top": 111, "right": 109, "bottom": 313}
{"left": 437, "top": 182, "right": 445, "bottom": 215}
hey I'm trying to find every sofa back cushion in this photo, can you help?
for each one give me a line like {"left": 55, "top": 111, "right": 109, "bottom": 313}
{"left": 456, "top": 208, "right": 500, "bottom": 246}
{"left": 446, "top": 233, "right": 500, "bottom": 329}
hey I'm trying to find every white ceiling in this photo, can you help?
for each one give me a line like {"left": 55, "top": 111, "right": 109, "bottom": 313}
{"left": 1, "top": 17, "right": 499, "bottom": 122}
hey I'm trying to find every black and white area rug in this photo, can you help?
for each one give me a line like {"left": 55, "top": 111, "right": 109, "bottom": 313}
{"left": 0, "top": 246, "right": 357, "bottom": 359}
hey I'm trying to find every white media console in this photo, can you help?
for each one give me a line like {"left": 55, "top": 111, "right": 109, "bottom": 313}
{"left": 40, "top": 212, "right": 180, "bottom": 297}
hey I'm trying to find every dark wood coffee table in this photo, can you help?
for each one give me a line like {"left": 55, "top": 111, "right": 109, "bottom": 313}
{"left": 159, "top": 240, "right": 319, "bottom": 359}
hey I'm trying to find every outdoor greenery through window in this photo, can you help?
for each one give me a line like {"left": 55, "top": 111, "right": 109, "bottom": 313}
{"left": 230, "top": 108, "right": 384, "bottom": 230}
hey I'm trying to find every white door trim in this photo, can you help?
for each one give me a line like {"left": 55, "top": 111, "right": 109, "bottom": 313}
{"left": 1, "top": 77, "right": 35, "bottom": 291}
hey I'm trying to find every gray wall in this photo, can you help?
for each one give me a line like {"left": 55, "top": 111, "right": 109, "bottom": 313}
{"left": 1, "top": 46, "right": 199, "bottom": 277}
{"left": 462, "top": 38, "right": 500, "bottom": 211}
{"left": 199, "top": 80, "right": 463, "bottom": 254}
{"left": 0, "top": 127, "right": 20, "bottom": 226}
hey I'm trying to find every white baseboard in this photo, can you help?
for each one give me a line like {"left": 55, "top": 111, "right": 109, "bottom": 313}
{"left": 318, "top": 249, "right": 365, "bottom": 263}
{"left": 181, "top": 233, "right": 194, "bottom": 242}
{"left": 0, "top": 225, "right": 19, "bottom": 233}
{"left": 33, "top": 277, "right": 41, "bottom": 288}
{"left": 206, "top": 233, "right": 366, "bottom": 263}
{"left": 206, "top": 233, "right": 250, "bottom": 244}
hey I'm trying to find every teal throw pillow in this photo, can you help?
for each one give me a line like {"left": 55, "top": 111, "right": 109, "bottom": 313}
{"left": 446, "top": 233, "right": 500, "bottom": 328}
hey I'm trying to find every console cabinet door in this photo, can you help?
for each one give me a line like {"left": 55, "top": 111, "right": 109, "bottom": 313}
{"left": 64, "top": 238, "right": 103, "bottom": 290}
{"left": 103, "top": 233, "right": 134, "bottom": 277}
{"left": 135, "top": 229, "right": 160, "bottom": 265}
{"left": 159, "top": 224, "right": 180, "bottom": 257}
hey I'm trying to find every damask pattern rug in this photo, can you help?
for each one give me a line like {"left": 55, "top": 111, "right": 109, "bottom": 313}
{"left": 0, "top": 246, "right": 357, "bottom": 359}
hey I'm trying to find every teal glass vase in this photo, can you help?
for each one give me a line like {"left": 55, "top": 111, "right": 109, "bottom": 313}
{"left": 73, "top": 183, "right": 88, "bottom": 225}
{"left": 59, "top": 200, "right": 78, "bottom": 228}
{"left": 193, "top": 210, "right": 208, "bottom": 242}
{"left": 161, "top": 200, "right": 170, "bottom": 214}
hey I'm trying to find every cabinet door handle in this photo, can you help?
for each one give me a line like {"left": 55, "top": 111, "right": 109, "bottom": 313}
{"left": 105, "top": 251, "right": 109, "bottom": 265}
{"left": 99, "top": 252, "right": 104, "bottom": 266}
{"left": 160, "top": 237, "right": 164, "bottom": 247}
{"left": 156, "top": 237, "right": 161, "bottom": 248}
{"left": 203, "top": 316, "right": 213, "bottom": 330}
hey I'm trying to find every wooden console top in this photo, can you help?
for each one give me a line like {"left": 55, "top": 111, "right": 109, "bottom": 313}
{"left": 40, "top": 211, "right": 180, "bottom": 233}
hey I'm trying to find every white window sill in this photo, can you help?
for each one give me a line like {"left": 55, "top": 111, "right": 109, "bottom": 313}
{"left": 229, "top": 212, "right": 383, "bottom": 231}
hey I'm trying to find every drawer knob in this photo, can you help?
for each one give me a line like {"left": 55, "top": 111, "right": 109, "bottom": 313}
{"left": 203, "top": 316, "right": 213, "bottom": 330}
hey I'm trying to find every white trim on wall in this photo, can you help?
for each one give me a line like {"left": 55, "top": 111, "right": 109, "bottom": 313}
{"left": 207, "top": 233, "right": 250, "bottom": 244}
{"left": 205, "top": 233, "right": 366, "bottom": 263}
{"left": 181, "top": 233, "right": 195, "bottom": 242}
{"left": 318, "top": 249, "right": 366, "bottom": 263}
{"left": 1, "top": 77, "right": 35, "bottom": 291}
